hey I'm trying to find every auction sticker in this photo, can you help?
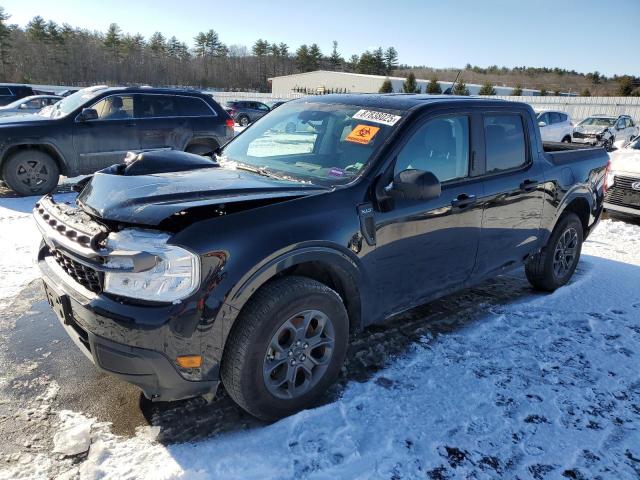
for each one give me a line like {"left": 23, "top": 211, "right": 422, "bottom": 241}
{"left": 352, "top": 109, "right": 401, "bottom": 126}
{"left": 346, "top": 124, "right": 380, "bottom": 145}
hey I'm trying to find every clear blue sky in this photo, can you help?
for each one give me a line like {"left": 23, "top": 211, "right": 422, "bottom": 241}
{"left": 2, "top": 0, "right": 638, "bottom": 76}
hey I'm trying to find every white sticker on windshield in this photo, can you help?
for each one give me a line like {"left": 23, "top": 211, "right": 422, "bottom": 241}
{"left": 352, "top": 109, "right": 401, "bottom": 126}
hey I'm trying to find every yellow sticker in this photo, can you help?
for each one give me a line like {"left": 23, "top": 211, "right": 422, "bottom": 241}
{"left": 346, "top": 124, "right": 381, "bottom": 145}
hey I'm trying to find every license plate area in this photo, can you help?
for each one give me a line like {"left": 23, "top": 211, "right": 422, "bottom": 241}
{"left": 43, "top": 281, "right": 72, "bottom": 325}
{"left": 621, "top": 190, "right": 640, "bottom": 207}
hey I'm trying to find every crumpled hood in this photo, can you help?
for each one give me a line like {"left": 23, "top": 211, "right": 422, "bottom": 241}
{"left": 77, "top": 166, "right": 326, "bottom": 225}
{"left": 575, "top": 124, "right": 608, "bottom": 135}
{"left": 609, "top": 149, "right": 640, "bottom": 175}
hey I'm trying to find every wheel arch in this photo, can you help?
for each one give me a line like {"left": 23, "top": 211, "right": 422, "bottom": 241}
{"left": 1, "top": 143, "right": 68, "bottom": 176}
{"left": 185, "top": 137, "right": 220, "bottom": 155}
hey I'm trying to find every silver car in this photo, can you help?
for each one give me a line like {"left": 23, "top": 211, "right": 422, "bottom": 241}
{"left": 0, "top": 95, "right": 62, "bottom": 117}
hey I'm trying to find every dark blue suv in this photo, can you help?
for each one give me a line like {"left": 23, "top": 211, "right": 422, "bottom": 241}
{"left": 0, "top": 86, "right": 234, "bottom": 195}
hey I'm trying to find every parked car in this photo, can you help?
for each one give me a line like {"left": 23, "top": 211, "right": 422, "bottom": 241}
{"left": 535, "top": 109, "right": 573, "bottom": 143}
{"left": 266, "top": 100, "right": 288, "bottom": 110}
{"left": 224, "top": 100, "right": 271, "bottom": 126}
{"left": 35, "top": 95, "right": 607, "bottom": 421}
{"left": 0, "top": 85, "right": 234, "bottom": 196}
{"left": 0, "top": 84, "right": 35, "bottom": 106}
{"left": 604, "top": 136, "right": 640, "bottom": 219}
{"left": 57, "top": 89, "right": 79, "bottom": 97}
{"left": 573, "top": 114, "right": 638, "bottom": 150}
{"left": 0, "top": 95, "right": 62, "bottom": 118}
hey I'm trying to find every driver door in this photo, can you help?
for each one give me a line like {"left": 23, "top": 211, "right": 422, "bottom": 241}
{"left": 372, "top": 113, "right": 484, "bottom": 317}
{"left": 72, "top": 94, "right": 140, "bottom": 173}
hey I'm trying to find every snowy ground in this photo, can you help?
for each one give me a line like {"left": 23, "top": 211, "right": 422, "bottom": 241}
{"left": 0, "top": 187, "right": 639, "bottom": 479}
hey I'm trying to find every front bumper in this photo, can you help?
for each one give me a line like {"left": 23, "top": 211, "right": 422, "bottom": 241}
{"left": 604, "top": 202, "right": 640, "bottom": 217}
{"left": 38, "top": 253, "right": 219, "bottom": 402}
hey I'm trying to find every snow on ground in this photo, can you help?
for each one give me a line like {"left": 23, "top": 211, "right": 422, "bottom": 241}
{"left": 1, "top": 189, "right": 640, "bottom": 479}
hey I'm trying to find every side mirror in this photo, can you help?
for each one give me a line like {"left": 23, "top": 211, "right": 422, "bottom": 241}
{"left": 538, "top": 121, "right": 547, "bottom": 127}
{"left": 78, "top": 108, "right": 98, "bottom": 121}
{"left": 389, "top": 170, "right": 441, "bottom": 201}
{"left": 19, "top": 103, "right": 28, "bottom": 109}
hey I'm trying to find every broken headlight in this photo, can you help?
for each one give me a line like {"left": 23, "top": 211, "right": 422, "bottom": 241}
{"left": 102, "top": 229, "right": 200, "bottom": 303}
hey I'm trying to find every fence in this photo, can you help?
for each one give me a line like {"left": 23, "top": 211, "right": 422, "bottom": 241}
{"left": 493, "top": 96, "right": 640, "bottom": 123}
{"left": 206, "top": 91, "right": 640, "bottom": 123}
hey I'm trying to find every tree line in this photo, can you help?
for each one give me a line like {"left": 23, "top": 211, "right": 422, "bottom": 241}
{"left": 0, "top": 8, "right": 397, "bottom": 91}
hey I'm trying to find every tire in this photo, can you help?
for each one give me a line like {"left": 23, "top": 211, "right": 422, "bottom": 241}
{"left": 2, "top": 149, "right": 60, "bottom": 196}
{"left": 525, "top": 212, "right": 583, "bottom": 292}
{"left": 561, "top": 135, "right": 571, "bottom": 143}
{"left": 221, "top": 276, "right": 349, "bottom": 421}
{"left": 238, "top": 115, "right": 250, "bottom": 127}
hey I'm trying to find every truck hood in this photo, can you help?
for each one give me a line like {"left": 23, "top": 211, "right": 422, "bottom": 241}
{"left": 77, "top": 166, "right": 327, "bottom": 226}
{"left": 609, "top": 150, "right": 640, "bottom": 175}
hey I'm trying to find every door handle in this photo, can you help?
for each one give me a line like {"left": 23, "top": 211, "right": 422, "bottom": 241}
{"left": 451, "top": 193, "right": 477, "bottom": 210}
{"left": 520, "top": 179, "right": 538, "bottom": 192}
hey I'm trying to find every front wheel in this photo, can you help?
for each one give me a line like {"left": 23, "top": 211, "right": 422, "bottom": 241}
{"left": 525, "top": 212, "right": 583, "bottom": 292}
{"left": 561, "top": 135, "right": 571, "bottom": 143}
{"left": 221, "top": 276, "right": 349, "bottom": 421}
{"left": 2, "top": 149, "right": 60, "bottom": 196}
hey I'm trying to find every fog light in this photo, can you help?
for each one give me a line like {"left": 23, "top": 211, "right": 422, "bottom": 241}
{"left": 176, "top": 355, "right": 202, "bottom": 368}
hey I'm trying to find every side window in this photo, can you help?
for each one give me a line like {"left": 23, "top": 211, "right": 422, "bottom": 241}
{"left": 394, "top": 115, "right": 470, "bottom": 183}
{"left": 538, "top": 113, "right": 550, "bottom": 125}
{"left": 560, "top": 113, "right": 568, "bottom": 123}
{"left": 625, "top": 118, "right": 633, "bottom": 128}
{"left": 256, "top": 103, "right": 270, "bottom": 112}
{"left": 484, "top": 114, "right": 527, "bottom": 173}
{"left": 136, "top": 95, "right": 178, "bottom": 118}
{"left": 0, "top": 87, "right": 11, "bottom": 96}
{"left": 25, "top": 99, "right": 42, "bottom": 109}
{"left": 90, "top": 95, "right": 134, "bottom": 120}
{"left": 550, "top": 112, "right": 562, "bottom": 124}
{"left": 178, "top": 96, "right": 215, "bottom": 116}
{"left": 617, "top": 118, "right": 626, "bottom": 129}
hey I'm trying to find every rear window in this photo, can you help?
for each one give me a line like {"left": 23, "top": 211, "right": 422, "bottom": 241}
{"left": 0, "top": 87, "right": 12, "bottom": 96}
{"left": 484, "top": 114, "right": 527, "bottom": 173}
{"left": 178, "top": 96, "right": 215, "bottom": 116}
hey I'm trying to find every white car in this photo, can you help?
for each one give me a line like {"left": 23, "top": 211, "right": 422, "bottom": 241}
{"left": 573, "top": 115, "right": 638, "bottom": 150}
{"left": 536, "top": 110, "right": 573, "bottom": 143}
{"left": 0, "top": 94, "right": 62, "bottom": 118}
{"left": 604, "top": 137, "right": 640, "bottom": 218}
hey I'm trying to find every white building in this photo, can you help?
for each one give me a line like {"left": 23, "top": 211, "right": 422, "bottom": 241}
{"left": 269, "top": 70, "right": 549, "bottom": 97}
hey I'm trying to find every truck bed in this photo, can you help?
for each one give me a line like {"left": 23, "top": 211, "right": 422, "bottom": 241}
{"left": 543, "top": 141, "right": 608, "bottom": 166}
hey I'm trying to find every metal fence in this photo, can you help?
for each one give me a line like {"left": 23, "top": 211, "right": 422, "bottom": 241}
{"left": 207, "top": 92, "right": 640, "bottom": 123}
{"left": 492, "top": 96, "right": 640, "bottom": 123}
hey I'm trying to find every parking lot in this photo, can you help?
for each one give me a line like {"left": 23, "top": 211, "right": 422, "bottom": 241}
{"left": 1, "top": 182, "right": 639, "bottom": 478}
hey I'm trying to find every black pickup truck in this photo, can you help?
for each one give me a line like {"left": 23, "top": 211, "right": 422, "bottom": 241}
{"left": 0, "top": 86, "right": 234, "bottom": 196}
{"left": 34, "top": 95, "right": 608, "bottom": 421}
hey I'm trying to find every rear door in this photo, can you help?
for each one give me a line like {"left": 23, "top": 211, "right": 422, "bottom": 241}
{"left": 474, "top": 111, "right": 544, "bottom": 277}
{"left": 135, "top": 94, "right": 192, "bottom": 152}
{"left": 373, "top": 111, "right": 484, "bottom": 316}
{"left": 538, "top": 112, "right": 551, "bottom": 141}
{"left": 72, "top": 94, "right": 139, "bottom": 173}
{"left": 176, "top": 95, "right": 225, "bottom": 146}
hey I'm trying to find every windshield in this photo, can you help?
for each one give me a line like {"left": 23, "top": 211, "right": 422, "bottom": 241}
{"left": 579, "top": 117, "right": 616, "bottom": 127}
{"left": 220, "top": 101, "right": 403, "bottom": 185}
{"left": 48, "top": 88, "right": 105, "bottom": 119}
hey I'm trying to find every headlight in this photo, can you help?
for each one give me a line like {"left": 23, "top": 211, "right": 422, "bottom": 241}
{"left": 102, "top": 229, "right": 200, "bottom": 303}
{"left": 606, "top": 170, "right": 616, "bottom": 190}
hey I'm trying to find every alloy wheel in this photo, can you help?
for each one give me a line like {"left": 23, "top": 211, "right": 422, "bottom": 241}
{"left": 262, "top": 309, "right": 335, "bottom": 399}
{"left": 552, "top": 227, "right": 578, "bottom": 279}
{"left": 15, "top": 159, "right": 50, "bottom": 190}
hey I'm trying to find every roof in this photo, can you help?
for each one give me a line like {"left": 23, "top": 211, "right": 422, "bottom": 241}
{"left": 288, "top": 93, "right": 515, "bottom": 112}
{"left": 83, "top": 85, "right": 207, "bottom": 95}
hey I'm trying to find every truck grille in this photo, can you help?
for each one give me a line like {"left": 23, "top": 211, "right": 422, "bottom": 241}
{"left": 51, "top": 249, "right": 103, "bottom": 293}
{"left": 605, "top": 175, "right": 640, "bottom": 210}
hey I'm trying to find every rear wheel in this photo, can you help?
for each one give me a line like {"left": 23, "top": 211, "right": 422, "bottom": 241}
{"left": 237, "top": 115, "right": 250, "bottom": 127}
{"left": 221, "top": 276, "right": 349, "bottom": 421}
{"left": 525, "top": 212, "right": 583, "bottom": 292}
{"left": 2, "top": 149, "right": 59, "bottom": 196}
{"left": 561, "top": 135, "right": 571, "bottom": 143}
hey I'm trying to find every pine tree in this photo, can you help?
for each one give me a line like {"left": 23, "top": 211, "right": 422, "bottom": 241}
{"left": 617, "top": 76, "right": 634, "bottom": 96}
{"left": 104, "top": 23, "right": 122, "bottom": 60}
{"left": 0, "top": 7, "right": 12, "bottom": 81}
{"left": 402, "top": 72, "right": 420, "bottom": 93}
{"left": 379, "top": 78, "right": 393, "bottom": 93}
{"left": 384, "top": 47, "right": 398, "bottom": 74}
{"left": 329, "top": 40, "right": 342, "bottom": 71}
{"left": 511, "top": 84, "right": 523, "bottom": 96}
{"left": 426, "top": 77, "right": 442, "bottom": 94}
{"left": 295, "top": 44, "right": 311, "bottom": 72}
{"left": 308, "top": 43, "right": 322, "bottom": 71}
{"left": 453, "top": 78, "right": 470, "bottom": 95}
{"left": 478, "top": 81, "right": 496, "bottom": 95}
